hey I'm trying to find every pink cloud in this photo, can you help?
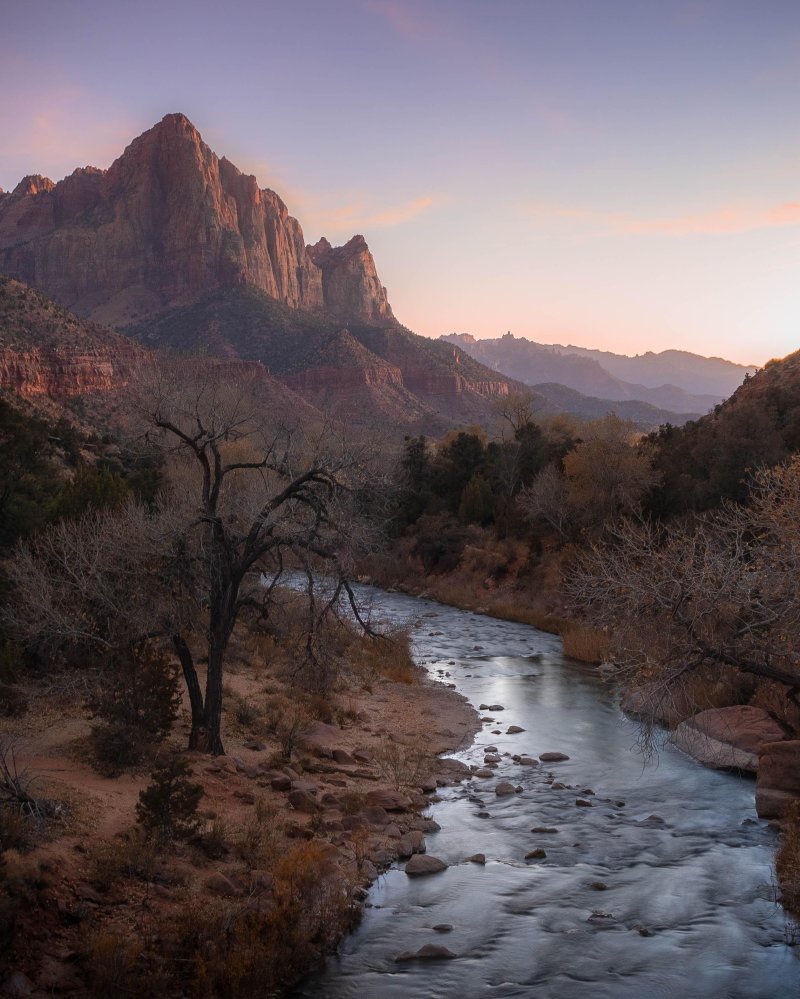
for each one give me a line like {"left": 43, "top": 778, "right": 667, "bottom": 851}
{"left": 527, "top": 199, "right": 800, "bottom": 235}
{"left": 312, "top": 195, "right": 434, "bottom": 234}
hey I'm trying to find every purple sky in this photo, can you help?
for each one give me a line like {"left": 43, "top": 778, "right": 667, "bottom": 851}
{"left": 2, "top": 0, "right": 800, "bottom": 363}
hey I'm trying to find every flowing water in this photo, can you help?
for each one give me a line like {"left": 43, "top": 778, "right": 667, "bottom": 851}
{"left": 294, "top": 585, "right": 798, "bottom": 998}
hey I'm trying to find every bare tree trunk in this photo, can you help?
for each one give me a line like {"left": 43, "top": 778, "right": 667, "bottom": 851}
{"left": 172, "top": 634, "right": 209, "bottom": 751}
{"left": 204, "top": 634, "right": 226, "bottom": 755}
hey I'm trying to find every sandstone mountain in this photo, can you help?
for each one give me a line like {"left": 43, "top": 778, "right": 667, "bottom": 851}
{"left": 0, "top": 114, "right": 517, "bottom": 432}
{"left": 0, "top": 113, "right": 391, "bottom": 329}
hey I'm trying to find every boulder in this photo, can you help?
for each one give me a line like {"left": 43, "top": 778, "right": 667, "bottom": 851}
{"left": 621, "top": 677, "right": 749, "bottom": 728}
{"left": 507, "top": 726, "right": 525, "bottom": 734}
{"left": 409, "top": 830, "right": 427, "bottom": 853}
{"left": 288, "top": 789, "right": 320, "bottom": 813}
{"left": 756, "top": 740, "right": 800, "bottom": 818}
{"left": 332, "top": 748, "right": 356, "bottom": 766}
{"left": 671, "top": 705, "right": 787, "bottom": 773}
{"left": 361, "top": 804, "right": 390, "bottom": 826}
{"left": 366, "top": 788, "right": 413, "bottom": 812}
{"left": 301, "top": 721, "right": 342, "bottom": 758}
{"left": 495, "top": 782, "right": 517, "bottom": 796}
{"left": 396, "top": 837, "right": 414, "bottom": 858}
{"left": 405, "top": 855, "right": 447, "bottom": 876}
{"left": 467, "top": 853, "right": 486, "bottom": 864}
{"left": 539, "top": 752, "right": 570, "bottom": 762}
{"left": 395, "top": 944, "right": 457, "bottom": 961}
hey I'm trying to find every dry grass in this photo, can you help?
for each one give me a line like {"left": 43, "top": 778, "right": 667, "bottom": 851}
{"left": 347, "top": 629, "right": 419, "bottom": 687}
{"left": 560, "top": 624, "right": 612, "bottom": 664}
{"left": 231, "top": 797, "right": 282, "bottom": 869}
{"left": 90, "top": 827, "right": 163, "bottom": 891}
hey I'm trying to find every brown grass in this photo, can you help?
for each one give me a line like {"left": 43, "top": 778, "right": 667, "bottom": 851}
{"left": 560, "top": 625, "right": 612, "bottom": 664}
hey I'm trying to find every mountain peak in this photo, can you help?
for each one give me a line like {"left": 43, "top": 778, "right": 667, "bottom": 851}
{"left": 12, "top": 175, "right": 55, "bottom": 197}
{"left": 0, "top": 116, "right": 396, "bottom": 328}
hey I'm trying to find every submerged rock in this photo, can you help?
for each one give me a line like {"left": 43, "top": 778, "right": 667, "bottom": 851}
{"left": 395, "top": 944, "right": 457, "bottom": 961}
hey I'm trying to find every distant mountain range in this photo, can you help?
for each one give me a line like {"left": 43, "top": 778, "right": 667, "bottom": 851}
{"left": 0, "top": 114, "right": 752, "bottom": 433}
{"left": 440, "top": 333, "right": 755, "bottom": 416}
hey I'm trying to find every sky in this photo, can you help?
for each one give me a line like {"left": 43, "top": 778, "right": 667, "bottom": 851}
{"left": 2, "top": 0, "right": 799, "bottom": 365}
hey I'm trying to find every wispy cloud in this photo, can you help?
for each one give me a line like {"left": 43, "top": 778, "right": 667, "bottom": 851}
{"left": 526, "top": 199, "right": 800, "bottom": 236}
{"left": 315, "top": 195, "right": 434, "bottom": 233}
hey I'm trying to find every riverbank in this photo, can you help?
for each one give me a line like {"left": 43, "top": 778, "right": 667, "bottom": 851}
{"left": 1, "top": 639, "right": 479, "bottom": 995}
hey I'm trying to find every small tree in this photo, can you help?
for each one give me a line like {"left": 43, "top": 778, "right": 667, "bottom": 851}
{"left": 136, "top": 756, "right": 203, "bottom": 843}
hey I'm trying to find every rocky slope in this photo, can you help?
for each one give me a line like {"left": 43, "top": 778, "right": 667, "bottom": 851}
{"left": 0, "top": 276, "right": 145, "bottom": 398}
{"left": 121, "top": 284, "right": 516, "bottom": 432}
{"left": 0, "top": 113, "right": 390, "bottom": 328}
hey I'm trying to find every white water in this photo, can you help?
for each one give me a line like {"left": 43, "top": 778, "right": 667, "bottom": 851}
{"left": 294, "top": 584, "right": 798, "bottom": 998}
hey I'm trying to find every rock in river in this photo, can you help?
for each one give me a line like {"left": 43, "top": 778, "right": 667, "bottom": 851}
{"left": 671, "top": 706, "right": 787, "bottom": 773}
{"left": 405, "top": 855, "right": 448, "bottom": 876}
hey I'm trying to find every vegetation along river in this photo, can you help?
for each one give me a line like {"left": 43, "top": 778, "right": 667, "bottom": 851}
{"left": 295, "top": 584, "right": 797, "bottom": 998}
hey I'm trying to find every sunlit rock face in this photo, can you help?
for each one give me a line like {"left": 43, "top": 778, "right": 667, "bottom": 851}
{"left": 0, "top": 114, "right": 393, "bottom": 328}
{"left": 0, "top": 344, "right": 143, "bottom": 398}
{"left": 307, "top": 235, "right": 394, "bottom": 324}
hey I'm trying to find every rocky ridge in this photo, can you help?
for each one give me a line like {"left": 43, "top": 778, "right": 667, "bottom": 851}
{"left": 0, "top": 114, "right": 391, "bottom": 329}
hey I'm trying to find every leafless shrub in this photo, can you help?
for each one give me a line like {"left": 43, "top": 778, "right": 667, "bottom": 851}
{"left": 373, "top": 737, "right": 426, "bottom": 791}
{"left": 232, "top": 797, "right": 282, "bottom": 869}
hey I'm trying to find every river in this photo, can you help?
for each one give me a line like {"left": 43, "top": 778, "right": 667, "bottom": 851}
{"left": 294, "top": 584, "right": 798, "bottom": 997}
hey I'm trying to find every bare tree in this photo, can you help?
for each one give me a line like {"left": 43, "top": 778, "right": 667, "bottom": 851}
{"left": 7, "top": 362, "right": 379, "bottom": 754}
{"left": 567, "top": 458, "right": 800, "bottom": 732}
{"left": 520, "top": 464, "right": 569, "bottom": 538}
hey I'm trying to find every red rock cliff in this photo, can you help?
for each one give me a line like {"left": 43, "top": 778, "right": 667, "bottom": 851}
{"left": 0, "top": 114, "right": 394, "bottom": 328}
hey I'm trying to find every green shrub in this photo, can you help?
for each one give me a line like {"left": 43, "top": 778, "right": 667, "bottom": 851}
{"left": 136, "top": 756, "right": 203, "bottom": 844}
